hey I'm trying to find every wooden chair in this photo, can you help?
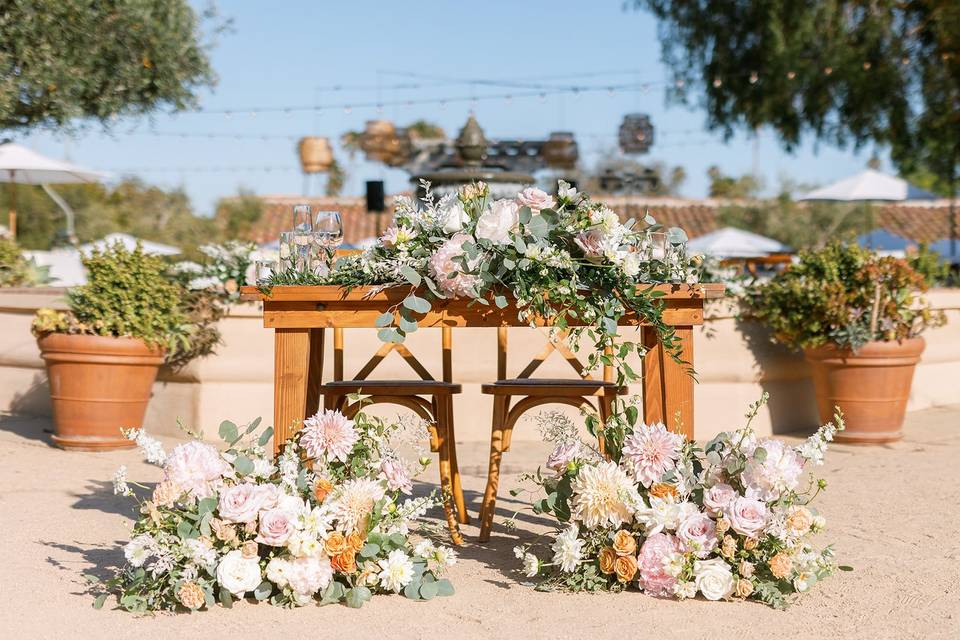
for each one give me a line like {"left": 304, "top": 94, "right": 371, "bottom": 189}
{"left": 477, "top": 327, "right": 626, "bottom": 541}
{"left": 319, "top": 326, "right": 468, "bottom": 544}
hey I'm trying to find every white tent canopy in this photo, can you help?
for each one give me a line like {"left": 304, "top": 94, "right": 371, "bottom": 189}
{"left": 798, "top": 169, "right": 937, "bottom": 202}
{"left": 687, "top": 227, "right": 791, "bottom": 259}
{"left": 80, "top": 232, "right": 180, "bottom": 256}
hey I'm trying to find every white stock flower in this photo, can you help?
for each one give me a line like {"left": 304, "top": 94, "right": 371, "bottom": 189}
{"left": 551, "top": 524, "right": 583, "bottom": 573}
{"left": 112, "top": 466, "right": 132, "bottom": 496}
{"left": 123, "top": 428, "right": 167, "bottom": 466}
{"left": 181, "top": 538, "right": 217, "bottom": 570}
{"left": 377, "top": 549, "right": 415, "bottom": 592}
{"left": 475, "top": 199, "right": 519, "bottom": 244}
{"left": 693, "top": 558, "right": 735, "bottom": 601}
{"left": 570, "top": 461, "right": 640, "bottom": 530}
{"left": 216, "top": 549, "right": 262, "bottom": 597}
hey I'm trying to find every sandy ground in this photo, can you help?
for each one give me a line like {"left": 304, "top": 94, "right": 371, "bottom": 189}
{"left": 2, "top": 406, "right": 959, "bottom": 640}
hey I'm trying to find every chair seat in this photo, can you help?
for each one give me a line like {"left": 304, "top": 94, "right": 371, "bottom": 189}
{"left": 321, "top": 379, "right": 461, "bottom": 395}
{"left": 481, "top": 379, "right": 626, "bottom": 396}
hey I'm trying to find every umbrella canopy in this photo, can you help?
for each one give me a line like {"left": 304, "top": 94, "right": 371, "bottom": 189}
{"left": 80, "top": 232, "right": 180, "bottom": 256}
{"left": 798, "top": 169, "right": 937, "bottom": 202}
{"left": 0, "top": 142, "right": 108, "bottom": 240}
{"left": 856, "top": 229, "right": 913, "bottom": 252}
{"left": 687, "top": 227, "right": 791, "bottom": 259}
{"left": 0, "top": 142, "right": 108, "bottom": 184}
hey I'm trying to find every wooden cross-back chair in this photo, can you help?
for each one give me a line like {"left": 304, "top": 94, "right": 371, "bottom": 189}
{"left": 478, "top": 327, "right": 626, "bottom": 541}
{"left": 319, "top": 326, "right": 468, "bottom": 542}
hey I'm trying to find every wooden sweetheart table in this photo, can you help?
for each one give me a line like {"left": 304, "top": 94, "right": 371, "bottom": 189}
{"left": 240, "top": 283, "right": 725, "bottom": 451}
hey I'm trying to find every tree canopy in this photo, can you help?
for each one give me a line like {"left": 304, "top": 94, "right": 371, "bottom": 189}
{"left": 0, "top": 0, "right": 218, "bottom": 131}
{"left": 635, "top": 1, "right": 960, "bottom": 193}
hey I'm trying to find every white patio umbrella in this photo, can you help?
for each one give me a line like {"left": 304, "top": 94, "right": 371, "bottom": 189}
{"left": 687, "top": 227, "right": 791, "bottom": 259}
{"left": 798, "top": 169, "right": 937, "bottom": 202}
{"left": 80, "top": 232, "right": 180, "bottom": 256}
{"left": 0, "top": 142, "right": 108, "bottom": 239}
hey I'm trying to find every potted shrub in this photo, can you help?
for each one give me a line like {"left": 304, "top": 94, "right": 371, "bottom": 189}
{"left": 31, "top": 242, "right": 187, "bottom": 451}
{"left": 744, "top": 242, "right": 945, "bottom": 443}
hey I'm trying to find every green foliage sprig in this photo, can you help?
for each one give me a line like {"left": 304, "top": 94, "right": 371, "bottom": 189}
{"left": 0, "top": 237, "right": 49, "bottom": 287}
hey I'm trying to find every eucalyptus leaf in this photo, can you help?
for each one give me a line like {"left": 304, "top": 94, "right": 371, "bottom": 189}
{"left": 400, "top": 265, "right": 422, "bottom": 287}
{"left": 218, "top": 588, "right": 233, "bottom": 609}
{"left": 234, "top": 455, "right": 254, "bottom": 476}
{"left": 494, "top": 295, "right": 509, "bottom": 309}
{"left": 244, "top": 416, "right": 262, "bottom": 434}
{"left": 518, "top": 206, "right": 532, "bottom": 224}
{"left": 399, "top": 316, "right": 419, "bottom": 333}
{"left": 435, "top": 578, "right": 455, "bottom": 597}
{"left": 403, "top": 295, "right": 431, "bottom": 314}
{"left": 403, "top": 580, "right": 422, "bottom": 600}
{"left": 93, "top": 593, "right": 108, "bottom": 610}
{"left": 419, "top": 580, "right": 439, "bottom": 600}
{"left": 218, "top": 420, "right": 238, "bottom": 443}
{"left": 253, "top": 581, "right": 273, "bottom": 601}
{"left": 345, "top": 586, "right": 372, "bottom": 608}
{"left": 257, "top": 426, "right": 274, "bottom": 447}
{"left": 375, "top": 311, "right": 394, "bottom": 328}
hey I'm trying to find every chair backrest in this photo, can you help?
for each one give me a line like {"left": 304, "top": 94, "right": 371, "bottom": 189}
{"left": 333, "top": 326, "right": 453, "bottom": 383}
{"left": 496, "top": 326, "right": 613, "bottom": 382}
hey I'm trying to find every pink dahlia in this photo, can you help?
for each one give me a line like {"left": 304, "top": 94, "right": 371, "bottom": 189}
{"left": 300, "top": 410, "right": 358, "bottom": 463}
{"left": 638, "top": 532, "right": 682, "bottom": 596}
{"left": 428, "top": 233, "right": 480, "bottom": 297}
{"left": 621, "top": 422, "right": 684, "bottom": 487}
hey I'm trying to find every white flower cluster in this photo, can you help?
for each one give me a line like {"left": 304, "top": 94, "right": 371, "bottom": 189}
{"left": 122, "top": 428, "right": 167, "bottom": 465}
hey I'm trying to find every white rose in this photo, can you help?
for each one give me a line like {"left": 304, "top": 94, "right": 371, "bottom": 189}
{"left": 216, "top": 549, "right": 262, "bottom": 597}
{"left": 693, "top": 558, "right": 735, "bottom": 601}
{"left": 475, "top": 199, "right": 519, "bottom": 244}
{"left": 441, "top": 201, "right": 470, "bottom": 234}
{"left": 515, "top": 187, "right": 554, "bottom": 212}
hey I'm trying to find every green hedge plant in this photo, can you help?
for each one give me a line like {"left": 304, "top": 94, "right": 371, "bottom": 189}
{"left": 32, "top": 242, "right": 186, "bottom": 353}
{"left": 744, "top": 242, "right": 946, "bottom": 352}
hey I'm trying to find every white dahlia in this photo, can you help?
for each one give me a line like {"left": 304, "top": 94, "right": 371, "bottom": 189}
{"left": 300, "top": 410, "right": 358, "bottom": 464}
{"left": 330, "top": 478, "right": 386, "bottom": 533}
{"left": 621, "top": 422, "right": 684, "bottom": 487}
{"left": 570, "top": 461, "right": 641, "bottom": 530}
{"left": 377, "top": 549, "right": 415, "bottom": 592}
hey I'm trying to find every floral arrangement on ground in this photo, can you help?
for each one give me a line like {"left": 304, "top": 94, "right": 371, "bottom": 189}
{"left": 88, "top": 410, "right": 456, "bottom": 611}
{"left": 260, "top": 181, "right": 697, "bottom": 381}
{"left": 514, "top": 394, "right": 849, "bottom": 609}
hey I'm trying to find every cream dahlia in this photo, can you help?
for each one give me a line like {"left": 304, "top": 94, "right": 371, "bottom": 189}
{"left": 300, "top": 410, "right": 358, "bottom": 463}
{"left": 330, "top": 478, "right": 386, "bottom": 533}
{"left": 570, "top": 461, "right": 640, "bottom": 530}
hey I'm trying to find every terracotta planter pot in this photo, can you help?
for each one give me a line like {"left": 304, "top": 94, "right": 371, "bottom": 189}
{"left": 38, "top": 333, "right": 165, "bottom": 451}
{"left": 804, "top": 337, "right": 925, "bottom": 444}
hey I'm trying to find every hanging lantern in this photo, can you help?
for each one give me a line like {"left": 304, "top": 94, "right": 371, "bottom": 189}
{"left": 298, "top": 137, "right": 333, "bottom": 173}
{"left": 618, "top": 113, "right": 654, "bottom": 155}
{"left": 541, "top": 131, "right": 579, "bottom": 170}
{"left": 359, "top": 120, "right": 412, "bottom": 166}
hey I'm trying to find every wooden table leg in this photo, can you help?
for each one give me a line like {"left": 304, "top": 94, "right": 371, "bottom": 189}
{"left": 273, "top": 328, "right": 311, "bottom": 455}
{"left": 305, "top": 328, "right": 325, "bottom": 417}
{"left": 642, "top": 326, "right": 695, "bottom": 440}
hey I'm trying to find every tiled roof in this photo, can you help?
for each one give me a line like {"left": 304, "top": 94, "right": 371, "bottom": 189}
{"left": 238, "top": 193, "right": 956, "bottom": 247}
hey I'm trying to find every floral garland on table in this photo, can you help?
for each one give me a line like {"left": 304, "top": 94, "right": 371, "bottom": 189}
{"left": 514, "top": 395, "right": 849, "bottom": 609}
{"left": 90, "top": 410, "right": 456, "bottom": 611}
{"left": 261, "top": 181, "right": 696, "bottom": 387}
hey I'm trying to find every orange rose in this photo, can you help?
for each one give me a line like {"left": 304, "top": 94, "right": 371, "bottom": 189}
{"left": 785, "top": 506, "right": 813, "bottom": 533}
{"left": 331, "top": 550, "right": 357, "bottom": 573}
{"left": 314, "top": 478, "right": 334, "bottom": 503}
{"left": 347, "top": 531, "right": 365, "bottom": 553}
{"left": 614, "top": 555, "right": 638, "bottom": 583}
{"left": 648, "top": 482, "right": 678, "bottom": 501}
{"left": 598, "top": 547, "right": 617, "bottom": 574}
{"left": 735, "top": 578, "right": 754, "bottom": 598}
{"left": 324, "top": 531, "right": 348, "bottom": 556}
{"left": 768, "top": 552, "right": 792, "bottom": 579}
{"left": 612, "top": 530, "right": 637, "bottom": 557}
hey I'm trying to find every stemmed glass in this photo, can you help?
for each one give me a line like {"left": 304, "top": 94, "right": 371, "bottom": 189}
{"left": 293, "top": 204, "right": 313, "bottom": 233}
{"left": 313, "top": 211, "right": 343, "bottom": 274}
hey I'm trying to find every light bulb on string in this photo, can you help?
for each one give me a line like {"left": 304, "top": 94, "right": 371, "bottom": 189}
{"left": 675, "top": 79, "right": 685, "bottom": 88}
{"left": 824, "top": 66, "right": 833, "bottom": 75}
{"left": 249, "top": 111, "right": 257, "bottom": 119}
{"left": 786, "top": 70, "right": 796, "bottom": 80}
{"left": 224, "top": 111, "right": 232, "bottom": 120}
{"left": 376, "top": 104, "right": 384, "bottom": 114}
{"left": 572, "top": 87, "right": 581, "bottom": 99}
{"left": 607, "top": 86, "right": 616, "bottom": 96}
{"left": 284, "top": 109, "right": 292, "bottom": 118}
{"left": 439, "top": 100, "right": 447, "bottom": 111}
{"left": 862, "top": 61, "right": 872, "bottom": 70}
{"left": 505, "top": 94, "right": 513, "bottom": 105}
{"left": 749, "top": 71, "right": 759, "bottom": 84}
{"left": 343, "top": 105, "right": 352, "bottom": 114}
{"left": 901, "top": 56, "right": 910, "bottom": 66}
{"left": 712, "top": 78, "right": 723, "bottom": 88}
{"left": 538, "top": 92, "right": 547, "bottom": 103}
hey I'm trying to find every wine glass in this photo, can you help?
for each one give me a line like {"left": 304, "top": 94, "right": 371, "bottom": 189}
{"left": 293, "top": 204, "right": 313, "bottom": 233}
{"left": 313, "top": 211, "right": 343, "bottom": 273}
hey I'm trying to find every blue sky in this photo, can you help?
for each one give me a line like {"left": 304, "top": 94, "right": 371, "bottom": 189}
{"left": 17, "top": 0, "right": 881, "bottom": 215}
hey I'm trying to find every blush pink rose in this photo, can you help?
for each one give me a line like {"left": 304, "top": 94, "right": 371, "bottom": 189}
{"left": 163, "top": 441, "right": 230, "bottom": 500}
{"left": 725, "top": 496, "right": 768, "bottom": 537}
{"left": 637, "top": 532, "right": 681, "bottom": 596}
{"left": 703, "top": 483, "right": 738, "bottom": 517}
{"left": 546, "top": 442, "right": 580, "bottom": 474}
{"left": 256, "top": 508, "right": 295, "bottom": 546}
{"left": 574, "top": 228, "right": 607, "bottom": 260}
{"left": 428, "top": 233, "right": 480, "bottom": 297}
{"left": 676, "top": 512, "right": 718, "bottom": 558}
{"left": 218, "top": 482, "right": 270, "bottom": 524}
{"left": 515, "top": 187, "right": 555, "bottom": 213}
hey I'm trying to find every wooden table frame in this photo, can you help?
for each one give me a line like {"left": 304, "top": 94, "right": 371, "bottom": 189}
{"left": 240, "top": 283, "right": 724, "bottom": 451}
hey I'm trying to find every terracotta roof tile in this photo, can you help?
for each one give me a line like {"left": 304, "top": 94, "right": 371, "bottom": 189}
{"left": 239, "top": 194, "right": 956, "bottom": 247}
